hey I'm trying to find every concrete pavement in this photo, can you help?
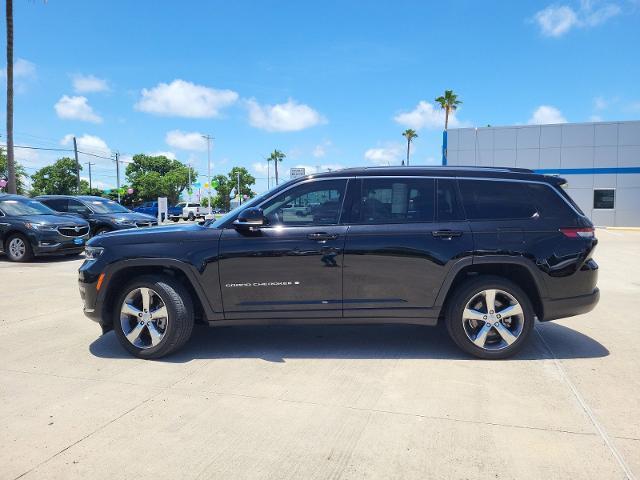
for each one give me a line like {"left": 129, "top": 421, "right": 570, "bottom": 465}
{"left": 0, "top": 230, "right": 638, "bottom": 479}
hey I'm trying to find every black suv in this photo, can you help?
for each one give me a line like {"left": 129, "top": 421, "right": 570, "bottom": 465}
{"left": 79, "top": 167, "right": 599, "bottom": 359}
{"left": 36, "top": 195, "right": 157, "bottom": 236}
{"left": 0, "top": 194, "right": 90, "bottom": 262}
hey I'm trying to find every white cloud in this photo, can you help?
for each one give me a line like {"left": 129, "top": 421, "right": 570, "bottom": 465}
{"left": 165, "top": 130, "right": 208, "bottom": 151}
{"left": 394, "top": 100, "right": 461, "bottom": 130}
{"left": 251, "top": 162, "right": 269, "bottom": 175}
{"left": 246, "top": 98, "right": 326, "bottom": 132}
{"left": 593, "top": 96, "right": 608, "bottom": 110}
{"left": 72, "top": 74, "right": 109, "bottom": 93}
{"left": 148, "top": 150, "right": 177, "bottom": 160}
{"left": 55, "top": 95, "right": 102, "bottom": 123}
{"left": 2, "top": 58, "right": 37, "bottom": 93}
{"left": 533, "top": 1, "right": 621, "bottom": 37}
{"left": 312, "top": 140, "right": 332, "bottom": 158}
{"left": 61, "top": 133, "right": 110, "bottom": 155}
{"left": 364, "top": 143, "right": 404, "bottom": 166}
{"left": 135, "top": 79, "right": 238, "bottom": 118}
{"left": 528, "top": 105, "right": 568, "bottom": 124}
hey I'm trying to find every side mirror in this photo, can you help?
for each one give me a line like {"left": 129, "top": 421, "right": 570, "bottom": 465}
{"left": 233, "top": 207, "right": 265, "bottom": 231}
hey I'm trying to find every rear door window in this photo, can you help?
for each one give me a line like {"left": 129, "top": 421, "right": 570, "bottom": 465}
{"left": 437, "top": 179, "right": 465, "bottom": 221}
{"left": 42, "top": 198, "right": 68, "bottom": 212}
{"left": 458, "top": 180, "right": 537, "bottom": 220}
{"left": 356, "top": 178, "right": 435, "bottom": 224}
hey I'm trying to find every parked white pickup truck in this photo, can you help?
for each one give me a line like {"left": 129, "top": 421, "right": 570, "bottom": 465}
{"left": 170, "top": 202, "right": 204, "bottom": 221}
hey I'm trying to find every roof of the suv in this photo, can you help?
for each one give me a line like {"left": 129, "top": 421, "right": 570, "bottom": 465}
{"left": 35, "top": 195, "right": 112, "bottom": 201}
{"left": 307, "top": 166, "right": 565, "bottom": 185}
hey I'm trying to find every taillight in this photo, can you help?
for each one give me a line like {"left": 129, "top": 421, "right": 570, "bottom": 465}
{"left": 559, "top": 227, "right": 595, "bottom": 238}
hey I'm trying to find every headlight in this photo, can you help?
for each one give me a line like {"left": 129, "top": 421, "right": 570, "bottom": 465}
{"left": 84, "top": 246, "right": 104, "bottom": 260}
{"left": 25, "top": 222, "right": 57, "bottom": 231}
{"left": 114, "top": 218, "right": 136, "bottom": 225}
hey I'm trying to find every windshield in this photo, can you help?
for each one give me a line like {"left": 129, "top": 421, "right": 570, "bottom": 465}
{"left": 89, "top": 200, "right": 130, "bottom": 214}
{"left": 0, "top": 199, "right": 57, "bottom": 216}
{"left": 175, "top": 202, "right": 186, "bottom": 208}
{"left": 209, "top": 179, "right": 297, "bottom": 228}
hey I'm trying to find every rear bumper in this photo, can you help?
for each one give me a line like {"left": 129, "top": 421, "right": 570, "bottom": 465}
{"left": 541, "top": 288, "right": 600, "bottom": 321}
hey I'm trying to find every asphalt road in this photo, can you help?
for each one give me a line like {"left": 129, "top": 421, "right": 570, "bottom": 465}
{"left": 1, "top": 229, "right": 638, "bottom": 480}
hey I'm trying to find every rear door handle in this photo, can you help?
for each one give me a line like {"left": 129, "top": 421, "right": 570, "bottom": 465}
{"left": 432, "top": 230, "right": 463, "bottom": 239}
{"left": 307, "top": 232, "right": 339, "bottom": 241}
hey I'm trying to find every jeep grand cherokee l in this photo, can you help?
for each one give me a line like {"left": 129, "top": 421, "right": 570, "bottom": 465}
{"left": 78, "top": 167, "right": 599, "bottom": 359}
{"left": 0, "top": 195, "right": 90, "bottom": 262}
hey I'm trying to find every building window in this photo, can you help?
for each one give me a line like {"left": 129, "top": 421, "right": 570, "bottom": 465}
{"left": 593, "top": 189, "right": 615, "bottom": 210}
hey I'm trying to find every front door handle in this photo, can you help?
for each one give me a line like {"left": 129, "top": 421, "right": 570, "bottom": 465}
{"left": 432, "top": 230, "right": 463, "bottom": 239}
{"left": 307, "top": 232, "right": 339, "bottom": 241}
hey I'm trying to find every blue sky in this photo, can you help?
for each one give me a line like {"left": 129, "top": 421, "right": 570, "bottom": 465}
{"left": 2, "top": 0, "right": 639, "bottom": 194}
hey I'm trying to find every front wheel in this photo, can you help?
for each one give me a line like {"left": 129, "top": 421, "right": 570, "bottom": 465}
{"left": 445, "top": 276, "right": 534, "bottom": 359}
{"left": 113, "top": 275, "right": 194, "bottom": 359}
{"left": 5, "top": 234, "right": 33, "bottom": 262}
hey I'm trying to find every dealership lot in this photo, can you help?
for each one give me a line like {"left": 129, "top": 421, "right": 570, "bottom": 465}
{"left": 0, "top": 230, "right": 638, "bottom": 480}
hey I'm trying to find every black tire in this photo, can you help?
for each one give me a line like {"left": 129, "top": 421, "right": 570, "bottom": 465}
{"left": 94, "top": 227, "right": 111, "bottom": 236}
{"left": 171, "top": 218, "right": 179, "bottom": 222}
{"left": 187, "top": 212, "right": 195, "bottom": 221}
{"left": 445, "top": 275, "right": 535, "bottom": 360}
{"left": 113, "top": 274, "right": 194, "bottom": 359}
{"left": 5, "top": 233, "right": 34, "bottom": 262}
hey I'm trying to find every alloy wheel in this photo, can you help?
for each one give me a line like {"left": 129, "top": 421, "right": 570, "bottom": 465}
{"left": 8, "top": 237, "right": 26, "bottom": 259}
{"left": 461, "top": 289, "right": 525, "bottom": 351}
{"left": 120, "top": 287, "right": 169, "bottom": 349}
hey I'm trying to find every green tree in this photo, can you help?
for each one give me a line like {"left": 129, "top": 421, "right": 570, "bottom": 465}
{"left": 31, "top": 157, "right": 80, "bottom": 195}
{"left": 125, "top": 154, "right": 196, "bottom": 204}
{"left": 209, "top": 167, "right": 256, "bottom": 210}
{"left": 435, "top": 90, "right": 462, "bottom": 130}
{"left": 401, "top": 129, "right": 418, "bottom": 166}
{"left": 0, "top": 147, "right": 28, "bottom": 194}
{"left": 268, "top": 149, "right": 286, "bottom": 185}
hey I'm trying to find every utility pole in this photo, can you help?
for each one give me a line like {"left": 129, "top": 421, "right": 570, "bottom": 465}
{"left": 187, "top": 163, "right": 192, "bottom": 202}
{"left": 115, "top": 152, "right": 121, "bottom": 203}
{"left": 201, "top": 134, "right": 214, "bottom": 215}
{"left": 84, "top": 162, "right": 95, "bottom": 192}
{"left": 73, "top": 136, "right": 80, "bottom": 193}
{"left": 237, "top": 171, "right": 241, "bottom": 206}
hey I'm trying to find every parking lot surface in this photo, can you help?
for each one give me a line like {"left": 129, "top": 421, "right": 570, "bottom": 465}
{"left": 1, "top": 230, "right": 639, "bottom": 480}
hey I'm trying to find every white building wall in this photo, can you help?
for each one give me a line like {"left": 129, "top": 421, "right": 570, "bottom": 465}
{"left": 446, "top": 121, "right": 640, "bottom": 227}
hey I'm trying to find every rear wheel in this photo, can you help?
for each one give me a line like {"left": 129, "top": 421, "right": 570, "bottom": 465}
{"left": 445, "top": 276, "right": 534, "bottom": 359}
{"left": 113, "top": 275, "right": 194, "bottom": 359}
{"left": 5, "top": 234, "right": 33, "bottom": 262}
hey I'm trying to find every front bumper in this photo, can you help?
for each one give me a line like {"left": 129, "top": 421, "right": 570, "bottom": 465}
{"left": 542, "top": 287, "right": 600, "bottom": 321}
{"left": 31, "top": 231, "right": 90, "bottom": 256}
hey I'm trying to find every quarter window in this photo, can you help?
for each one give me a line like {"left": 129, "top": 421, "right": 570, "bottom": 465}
{"left": 356, "top": 178, "right": 435, "bottom": 224}
{"left": 459, "top": 179, "right": 538, "bottom": 220}
{"left": 262, "top": 179, "right": 347, "bottom": 226}
{"left": 593, "top": 189, "right": 615, "bottom": 209}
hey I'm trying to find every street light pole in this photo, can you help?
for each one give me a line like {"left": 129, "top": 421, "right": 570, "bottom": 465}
{"left": 202, "top": 134, "right": 214, "bottom": 215}
{"left": 84, "top": 162, "right": 95, "bottom": 191}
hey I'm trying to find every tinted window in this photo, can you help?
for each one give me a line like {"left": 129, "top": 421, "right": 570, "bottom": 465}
{"left": 88, "top": 200, "right": 129, "bottom": 214}
{"left": 459, "top": 180, "right": 537, "bottom": 220}
{"left": 68, "top": 199, "right": 91, "bottom": 214}
{"left": 526, "top": 183, "right": 575, "bottom": 219}
{"left": 262, "top": 179, "right": 347, "bottom": 226}
{"left": 594, "top": 189, "right": 615, "bottom": 209}
{"left": 357, "top": 178, "right": 435, "bottom": 224}
{"left": 42, "top": 198, "right": 68, "bottom": 212}
{"left": 437, "top": 179, "right": 464, "bottom": 221}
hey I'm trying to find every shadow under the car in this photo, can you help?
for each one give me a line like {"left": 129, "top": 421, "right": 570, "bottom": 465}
{"left": 88, "top": 321, "right": 609, "bottom": 363}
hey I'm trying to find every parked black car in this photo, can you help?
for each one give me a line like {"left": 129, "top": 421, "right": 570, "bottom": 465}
{"left": 0, "top": 194, "right": 89, "bottom": 262}
{"left": 36, "top": 195, "right": 158, "bottom": 236}
{"left": 79, "top": 166, "right": 599, "bottom": 360}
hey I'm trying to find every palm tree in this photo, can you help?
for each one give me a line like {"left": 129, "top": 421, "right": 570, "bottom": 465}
{"left": 402, "top": 129, "right": 418, "bottom": 166}
{"left": 268, "top": 149, "right": 286, "bottom": 185}
{"left": 435, "top": 90, "right": 462, "bottom": 130}
{"left": 5, "top": 0, "right": 16, "bottom": 194}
